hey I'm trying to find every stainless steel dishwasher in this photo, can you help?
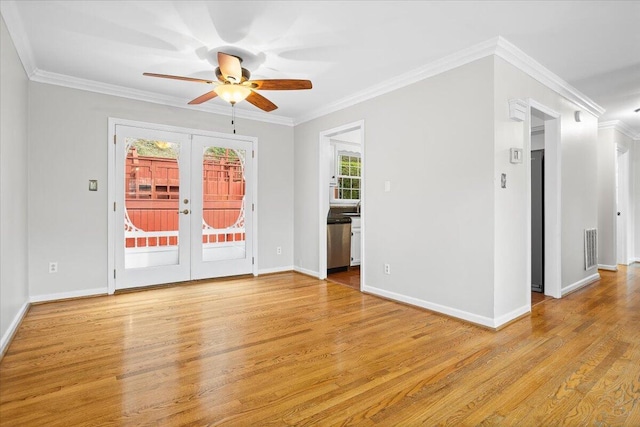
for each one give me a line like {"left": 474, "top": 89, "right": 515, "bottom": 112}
{"left": 327, "top": 215, "right": 351, "bottom": 272}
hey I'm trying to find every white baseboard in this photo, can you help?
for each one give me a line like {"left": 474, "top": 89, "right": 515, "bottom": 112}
{"left": 293, "top": 266, "right": 320, "bottom": 278}
{"left": 562, "top": 273, "right": 600, "bottom": 297}
{"left": 494, "top": 305, "right": 532, "bottom": 328}
{"left": 598, "top": 264, "right": 618, "bottom": 271}
{"left": 29, "top": 287, "right": 108, "bottom": 304}
{"left": 1, "top": 301, "right": 30, "bottom": 357}
{"left": 361, "top": 285, "right": 523, "bottom": 329}
{"left": 257, "top": 265, "right": 294, "bottom": 275}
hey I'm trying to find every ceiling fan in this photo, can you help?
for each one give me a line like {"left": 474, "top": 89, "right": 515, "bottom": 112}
{"left": 143, "top": 52, "right": 312, "bottom": 112}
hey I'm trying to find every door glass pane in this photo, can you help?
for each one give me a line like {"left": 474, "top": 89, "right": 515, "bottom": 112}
{"left": 201, "top": 146, "right": 246, "bottom": 261}
{"left": 124, "top": 138, "right": 181, "bottom": 268}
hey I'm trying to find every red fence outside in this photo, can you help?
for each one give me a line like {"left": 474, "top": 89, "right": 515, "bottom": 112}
{"left": 125, "top": 149, "right": 245, "bottom": 248}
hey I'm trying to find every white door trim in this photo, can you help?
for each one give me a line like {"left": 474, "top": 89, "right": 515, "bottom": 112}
{"left": 318, "top": 120, "right": 365, "bottom": 283}
{"left": 108, "top": 118, "right": 258, "bottom": 294}
{"left": 615, "top": 144, "right": 630, "bottom": 265}
{"left": 527, "top": 99, "right": 562, "bottom": 299}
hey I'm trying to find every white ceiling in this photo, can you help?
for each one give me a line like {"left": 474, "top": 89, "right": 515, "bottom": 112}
{"left": 2, "top": 0, "right": 639, "bottom": 134}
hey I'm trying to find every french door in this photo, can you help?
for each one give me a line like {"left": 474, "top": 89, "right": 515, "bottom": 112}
{"left": 114, "top": 124, "right": 254, "bottom": 290}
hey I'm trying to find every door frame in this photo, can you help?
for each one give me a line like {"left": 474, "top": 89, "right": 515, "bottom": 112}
{"left": 615, "top": 144, "right": 630, "bottom": 265}
{"left": 527, "top": 100, "right": 561, "bottom": 299}
{"left": 318, "top": 120, "right": 365, "bottom": 284}
{"left": 107, "top": 118, "right": 258, "bottom": 295}
{"left": 530, "top": 148, "right": 545, "bottom": 293}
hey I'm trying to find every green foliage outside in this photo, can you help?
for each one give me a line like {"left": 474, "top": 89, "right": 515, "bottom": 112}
{"left": 131, "top": 139, "right": 241, "bottom": 162}
{"left": 338, "top": 155, "right": 361, "bottom": 200}
{"left": 132, "top": 139, "right": 178, "bottom": 159}
{"left": 340, "top": 155, "right": 361, "bottom": 176}
{"left": 205, "top": 147, "right": 240, "bottom": 162}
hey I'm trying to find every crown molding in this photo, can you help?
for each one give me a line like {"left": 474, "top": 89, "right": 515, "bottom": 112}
{"left": 1, "top": 2, "right": 606, "bottom": 130}
{"left": 493, "top": 37, "right": 605, "bottom": 118}
{"left": 0, "top": 0, "right": 36, "bottom": 78}
{"left": 294, "top": 37, "right": 501, "bottom": 125}
{"left": 295, "top": 36, "right": 605, "bottom": 125}
{"left": 30, "top": 69, "right": 294, "bottom": 127}
{"left": 599, "top": 120, "right": 640, "bottom": 141}
{"left": 1, "top": 1, "right": 292, "bottom": 126}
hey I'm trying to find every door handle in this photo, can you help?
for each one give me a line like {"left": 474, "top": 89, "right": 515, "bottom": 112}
{"left": 177, "top": 209, "right": 190, "bottom": 215}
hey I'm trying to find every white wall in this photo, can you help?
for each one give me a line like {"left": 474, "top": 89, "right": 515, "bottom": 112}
{"left": 492, "top": 56, "right": 599, "bottom": 320}
{"left": 0, "top": 16, "right": 30, "bottom": 351}
{"left": 296, "top": 53, "right": 601, "bottom": 327}
{"left": 295, "top": 57, "right": 497, "bottom": 323}
{"left": 28, "top": 82, "right": 294, "bottom": 299}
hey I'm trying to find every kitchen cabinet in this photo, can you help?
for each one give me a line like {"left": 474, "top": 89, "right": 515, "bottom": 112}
{"left": 350, "top": 217, "right": 361, "bottom": 266}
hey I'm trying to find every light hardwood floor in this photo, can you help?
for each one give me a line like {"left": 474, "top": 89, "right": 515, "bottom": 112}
{"left": 1, "top": 266, "right": 639, "bottom": 425}
{"left": 327, "top": 266, "right": 360, "bottom": 290}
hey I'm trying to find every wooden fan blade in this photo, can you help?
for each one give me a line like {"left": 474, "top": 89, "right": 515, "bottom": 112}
{"left": 188, "top": 91, "right": 218, "bottom": 105}
{"left": 245, "top": 90, "right": 278, "bottom": 112}
{"left": 248, "top": 79, "right": 312, "bottom": 90}
{"left": 218, "top": 52, "right": 242, "bottom": 83}
{"left": 143, "top": 72, "right": 214, "bottom": 84}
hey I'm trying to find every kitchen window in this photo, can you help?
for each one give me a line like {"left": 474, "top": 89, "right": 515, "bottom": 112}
{"left": 336, "top": 153, "right": 361, "bottom": 200}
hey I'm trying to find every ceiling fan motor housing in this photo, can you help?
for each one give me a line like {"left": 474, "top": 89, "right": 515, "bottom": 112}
{"left": 215, "top": 67, "right": 251, "bottom": 83}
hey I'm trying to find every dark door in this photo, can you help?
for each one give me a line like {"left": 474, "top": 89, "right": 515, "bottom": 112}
{"left": 531, "top": 149, "right": 544, "bottom": 293}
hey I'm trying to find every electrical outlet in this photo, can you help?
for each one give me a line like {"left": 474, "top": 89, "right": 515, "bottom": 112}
{"left": 49, "top": 262, "right": 58, "bottom": 273}
{"left": 276, "top": 246, "right": 282, "bottom": 255}
{"left": 384, "top": 263, "right": 391, "bottom": 275}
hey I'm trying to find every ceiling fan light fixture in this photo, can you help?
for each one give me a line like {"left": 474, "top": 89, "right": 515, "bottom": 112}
{"left": 214, "top": 84, "right": 251, "bottom": 104}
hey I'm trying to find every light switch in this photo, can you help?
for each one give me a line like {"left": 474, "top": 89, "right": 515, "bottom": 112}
{"left": 501, "top": 174, "right": 507, "bottom": 189}
{"left": 510, "top": 148, "right": 523, "bottom": 164}
{"left": 384, "top": 181, "right": 391, "bottom": 192}
{"left": 89, "top": 180, "right": 98, "bottom": 191}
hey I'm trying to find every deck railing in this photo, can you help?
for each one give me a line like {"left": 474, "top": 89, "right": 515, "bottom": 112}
{"left": 125, "top": 227, "right": 245, "bottom": 249}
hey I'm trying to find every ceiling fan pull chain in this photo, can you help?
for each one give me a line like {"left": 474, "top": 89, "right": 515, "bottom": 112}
{"left": 232, "top": 104, "right": 236, "bottom": 134}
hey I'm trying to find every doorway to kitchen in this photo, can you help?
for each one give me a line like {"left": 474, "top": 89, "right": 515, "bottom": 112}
{"left": 319, "top": 121, "right": 365, "bottom": 291}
